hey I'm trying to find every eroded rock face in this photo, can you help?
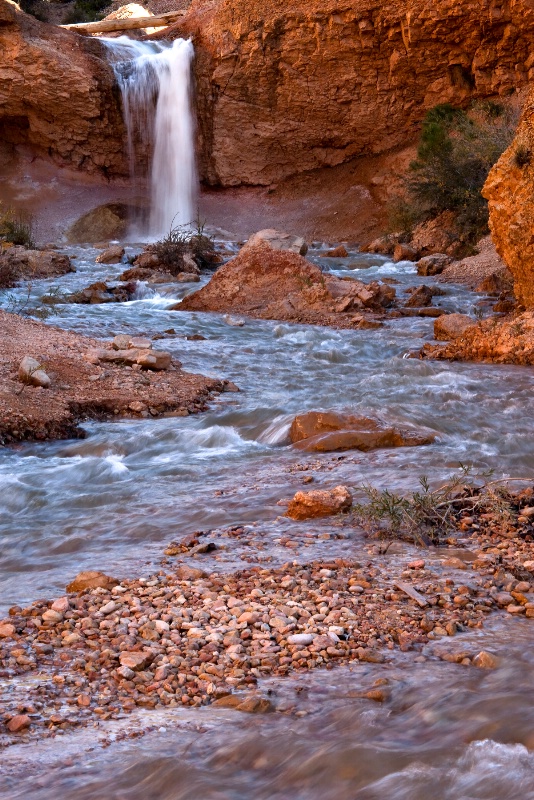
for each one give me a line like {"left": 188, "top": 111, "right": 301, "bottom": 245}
{"left": 484, "top": 97, "right": 534, "bottom": 308}
{"left": 289, "top": 411, "right": 435, "bottom": 453}
{"left": 172, "top": 0, "right": 534, "bottom": 187}
{"left": 421, "top": 312, "right": 534, "bottom": 365}
{"left": 0, "top": 1, "right": 126, "bottom": 176}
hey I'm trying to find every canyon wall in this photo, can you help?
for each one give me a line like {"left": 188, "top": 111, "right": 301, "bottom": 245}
{"left": 171, "top": 0, "right": 534, "bottom": 186}
{"left": 484, "top": 94, "right": 534, "bottom": 309}
{"left": 0, "top": 0, "right": 127, "bottom": 177}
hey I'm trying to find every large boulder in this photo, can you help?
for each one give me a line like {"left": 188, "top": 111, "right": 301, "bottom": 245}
{"left": 0, "top": 1, "right": 126, "bottom": 177}
{"left": 178, "top": 243, "right": 395, "bottom": 326}
{"left": 289, "top": 411, "right": 436, "bottom": 452}
{"left": 66, "top": 204, "right": 137, "bottom": 244}
{"left": 173, "top": 0, "right": 534, "bottom": 187}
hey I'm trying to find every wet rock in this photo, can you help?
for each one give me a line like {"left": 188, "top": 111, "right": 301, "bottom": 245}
{"left": 473, "top": 650, "right": 500, "bottom": 669}
{"left": 18, "top": 356, "right": 51, "bottom": 389}
{"left": 325, "top": 245, "right": 349, "bottom": 258}
{"left": 0, "top": 247, "right": 73, "bottom": 288}
{"left": 66, "top": 571, "right": 119, "bottom": 593}
{"left": 235, "top": 696, "right": 274, "bottom": 714}
{"left": 6, "top": 715, "right": 31, "bottom": 733}
{"left": 67, "top": 281, "right": 138, "bottom": 305}
{"left": 96, "top": 245, "right": 125, "bottom": 264}
{"left": 286, "top": 485, "right": 353, "bottom": 520}
{"left": 362, "top": 236, "right": 396, "bottom": 256}
{"left": 242, "top": 229, "right": 308, "bottom": 256}
{"left": 288, "top": 411, "right": 436, "bottom": 452}
{"left": 404, "top": 285, "right": 433, "bottom": 308}
{"left": 433, "top": 313, "right": 477, "bottom": 341}
{"left": 416, "top": 253, "right": 452, "bottom": 276}
{"left": 393, "top": 243, "right": 417, "bottom": 262}
{"left": 177, "top": 272, "right": 201, "bottom": 282}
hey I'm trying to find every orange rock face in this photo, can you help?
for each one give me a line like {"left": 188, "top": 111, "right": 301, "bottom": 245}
{"left": 172, "top": 0, "right": 534, "bottom": 187}
{"left": 0, "top": 1, "right": 127, "bottom": 176}
{"left": 484, "top": 97, "right": 534, "bottom": 308}
{"left": 421, "top": 311, "right": 534, "bottom": 365}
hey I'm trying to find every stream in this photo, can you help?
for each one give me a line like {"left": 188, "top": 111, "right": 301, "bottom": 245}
{"left": 1, "top": 243, "right": 534, "bottom": 797}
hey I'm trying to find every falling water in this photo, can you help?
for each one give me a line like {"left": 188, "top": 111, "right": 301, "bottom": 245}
{"left": 103, "top": 36, "right": 197, "bottom": 237}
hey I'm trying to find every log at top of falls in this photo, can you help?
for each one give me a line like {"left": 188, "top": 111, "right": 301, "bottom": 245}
{"left": 61, "top": 11, "right": 186, "bottom": 35}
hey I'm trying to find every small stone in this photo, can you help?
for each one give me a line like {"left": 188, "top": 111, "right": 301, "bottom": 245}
{"left": 0, "top": 623, "right": 15, "bottom": 638}
{"left": 18, "top": 356, "right": 51, "bottom": 389}
{"left": 77, "top": 694, "right": 91, "bottom": 707}
{"left": 175, "top": 565, "right": 207, "bottom": 580}
{"left": 42, "top": 609, "right": 63, "bottom": 623}
{"left": 117, "top": 665, "right": 136, "bottom": 680}
{"left": 112, "top": 334, "right": 131, "bottom": 350}
{"left": 51, "top": 597, "right": 70, "bottom": 614}
{"left": 6, "top": 715, "right": 31, "bottom": 733}
{"left": 287, "top": 633, "right": 315, "bottom": 645}
{"left": 136, "top": 349, "right": 172, "bottom": 370}
{"left": 99, "top": 600, "right": 117, "bottom": 615}
{"left": 119, "top": 651, "right": 153, "bottom": 671}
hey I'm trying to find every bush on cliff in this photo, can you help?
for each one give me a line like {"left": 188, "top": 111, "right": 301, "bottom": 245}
{"left": 391, "top": 101, "right": 519, "bottom": 247}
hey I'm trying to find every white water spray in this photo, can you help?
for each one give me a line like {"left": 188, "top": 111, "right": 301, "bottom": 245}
{"left": 103, "top": 36, "right": 197, "bottom": 238}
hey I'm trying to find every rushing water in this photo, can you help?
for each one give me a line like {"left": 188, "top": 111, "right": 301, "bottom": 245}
{"left": 104, "top": 37, "right": 197, "bottom": 236}
{"left": 1, "top": 244, "right": 534, "bottom": 797}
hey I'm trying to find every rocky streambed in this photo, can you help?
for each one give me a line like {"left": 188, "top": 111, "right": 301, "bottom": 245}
{"left": 1, "top": 239, "right": 534, "bottom": 798}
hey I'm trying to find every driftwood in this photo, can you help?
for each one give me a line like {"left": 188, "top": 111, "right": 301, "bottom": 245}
{"left": 393, "top": 580, "right": 429, "bottom": 608}
{"left": 61, "top": 11, "right": 185, "bottom": 36}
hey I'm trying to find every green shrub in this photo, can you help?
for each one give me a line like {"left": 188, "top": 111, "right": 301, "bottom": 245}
{"left": 0, "top": 206, "right": 35, "bottom": 249}
{"left": 392, "top": 101, "right": 519, "bottom": 246}
{"left": 63, "top": 0, "right": 109, "bottom": 24}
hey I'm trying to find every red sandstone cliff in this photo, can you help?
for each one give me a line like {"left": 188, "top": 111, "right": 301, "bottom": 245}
{"left": 170, "top": 0, "right": 534, "bottom": 186}
{"left": 0, "top": 0, "right": 127, "bottom": 177}
{"left": 484, "top": 91, "right": 534, "bottom": 308}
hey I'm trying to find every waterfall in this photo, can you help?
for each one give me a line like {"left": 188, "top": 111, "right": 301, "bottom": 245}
{"left": 103, "top": 36, "right": 197, "bottom": 238}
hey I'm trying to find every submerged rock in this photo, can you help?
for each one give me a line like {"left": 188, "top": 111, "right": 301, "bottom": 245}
{"left": 289, "top": 411, "right": 436, "bottom": 452}
{"left": 286, "top": 485, "right": 353, "bottom": 520}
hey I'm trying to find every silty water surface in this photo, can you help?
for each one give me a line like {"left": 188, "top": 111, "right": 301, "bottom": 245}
{"left": 1, "top": 245, "right": 533, "bottom": 610}
{"left": 1, "top": 246, "right": 534, "bottom": 798}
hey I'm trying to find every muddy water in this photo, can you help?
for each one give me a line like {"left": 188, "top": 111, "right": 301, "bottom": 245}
{"left": 1, "top": 244, "right": 534, "bottom": 797}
